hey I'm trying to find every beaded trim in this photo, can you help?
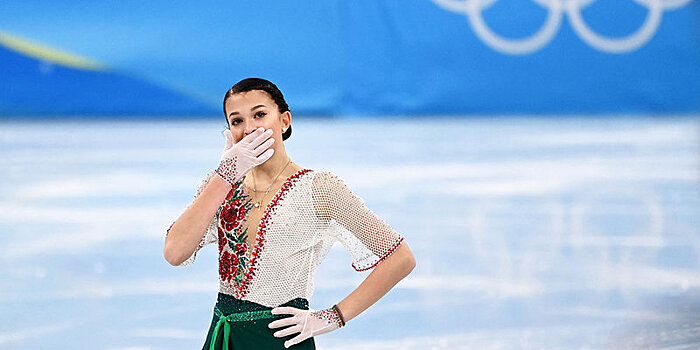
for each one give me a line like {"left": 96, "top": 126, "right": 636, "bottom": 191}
{"left": 230, "top": 168, "right": 312, "bottom": 298}
{"left": 214, "top": 305, "right": 276, "bottom": 322}
{"left": 312, "top": 308, "right": 343, "bottom": 328}
{"left": 352, "top": 236, "right": 405, "bottom": 272}
{"left": 166, "top": 222, "right": 174, "bottom": 236}
{"left": 215, "top": 155, "right": 240, "bottom": 188}
{"left": 332, "top": 304, "right": 346, "bottom": 327}
{"left": 166, "top": 220, "right": 209, "bottom": 263}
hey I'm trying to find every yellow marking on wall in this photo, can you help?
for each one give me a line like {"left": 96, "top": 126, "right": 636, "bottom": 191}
{"left": 0, "top": 31, "right": 105, "bottom": 71}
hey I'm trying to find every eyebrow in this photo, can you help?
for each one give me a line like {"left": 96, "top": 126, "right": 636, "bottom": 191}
{"left": 228, "top": 104, "right": 268, "bottom": 118}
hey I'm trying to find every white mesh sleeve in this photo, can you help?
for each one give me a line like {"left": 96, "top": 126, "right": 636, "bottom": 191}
{"left": 312, "top": 171, "right": 405, "bottom": 271}
{"left": 166, "top": 171, "right": 221, "bottom": 267}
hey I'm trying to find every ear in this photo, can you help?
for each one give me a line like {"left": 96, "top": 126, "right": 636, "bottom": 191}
{"left": 281, "top": 111, "right": 292, "bottom": 129}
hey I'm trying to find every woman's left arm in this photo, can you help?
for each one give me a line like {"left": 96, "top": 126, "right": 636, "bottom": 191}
{"left": 269, "top": 242, "right": 416, "bottom": 348}
{"left": 336, "top": 241, "right": 416, "bottom": 322}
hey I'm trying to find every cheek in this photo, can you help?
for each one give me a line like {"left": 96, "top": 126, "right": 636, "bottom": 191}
{"left": 232, "top": 131, "right": 245, "bottom": 143}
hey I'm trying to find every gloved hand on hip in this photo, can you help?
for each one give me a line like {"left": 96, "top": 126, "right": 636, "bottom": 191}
{"left": 268, "top": 305, "right": 346, "bottom": 348}
{"left": 215, "top": 127, "right": 275, "bottom": 188}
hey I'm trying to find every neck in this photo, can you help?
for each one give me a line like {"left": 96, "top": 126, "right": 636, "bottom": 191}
{"left": 247, "top": 146, "right": 293, "bottom": 186}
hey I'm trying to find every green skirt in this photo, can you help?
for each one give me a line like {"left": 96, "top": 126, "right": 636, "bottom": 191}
{"left": 201, "top": 292, "right": 316, "bottom": 350}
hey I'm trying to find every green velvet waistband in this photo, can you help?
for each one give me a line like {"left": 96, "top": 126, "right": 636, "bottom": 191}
{"left": 208, "top": 293, "right": 311, "bottom": 350}
{"left": 214, "top": 292, "right": 309, "bottom": 315}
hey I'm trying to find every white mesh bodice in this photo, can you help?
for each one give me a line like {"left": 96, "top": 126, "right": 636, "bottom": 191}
{"left": 166, "top": 168, "right": 405, "bottom": 307}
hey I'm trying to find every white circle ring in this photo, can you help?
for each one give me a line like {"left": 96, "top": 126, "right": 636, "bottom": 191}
{"left": 468, "top": 0, "right": 564, "bottom": 55}
{"left": 433, "top": 0, "right": 564, "bottom": 55}
{"left": 567, "top": 0, "right": 663, "bottom": 53}
{"left": 431, "top": 0, "right": 694, "bottom": 54}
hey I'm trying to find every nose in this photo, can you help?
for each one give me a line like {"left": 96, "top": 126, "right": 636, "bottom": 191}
{"left": 245, "top": 125, "right": 265, "bottom": 136}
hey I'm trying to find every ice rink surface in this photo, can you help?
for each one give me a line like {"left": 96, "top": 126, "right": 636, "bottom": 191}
{"left": 0, "top": 116, "right": 698, "bottom": 349}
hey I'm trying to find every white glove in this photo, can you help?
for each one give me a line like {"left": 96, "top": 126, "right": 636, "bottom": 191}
{"left": 215, "top": 127, "right": 275, "bottom": 188}
{"left": 269, "top": 305, "right": 345, "bottom": 348}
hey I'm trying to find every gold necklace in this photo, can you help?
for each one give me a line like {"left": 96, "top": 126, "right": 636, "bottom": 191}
{"left": 245, "top": 159, "right": 292, "bottom": 210}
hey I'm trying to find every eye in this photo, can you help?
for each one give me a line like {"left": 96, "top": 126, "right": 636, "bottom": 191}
{"left": 230, "top": 118, "right": 241, "bottom": 125}
{"left": 255, "top": 111, "right": 267, "bottom": 118}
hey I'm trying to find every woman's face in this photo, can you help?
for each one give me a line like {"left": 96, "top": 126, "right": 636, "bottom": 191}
{"left": 224, "top": 90, "right": 291, "bottom": 146}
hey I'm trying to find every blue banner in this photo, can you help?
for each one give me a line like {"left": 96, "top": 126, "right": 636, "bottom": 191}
{"left": 0, "top": 0, "right": 697, "bottom": 117}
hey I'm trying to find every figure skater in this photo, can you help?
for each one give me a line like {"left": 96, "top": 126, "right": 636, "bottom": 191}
{"left": 164, "top": 78, "right": 416, "bottom": 349}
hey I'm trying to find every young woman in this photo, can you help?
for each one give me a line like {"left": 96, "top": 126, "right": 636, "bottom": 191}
{"left": 164, "top": 78, "right": 416, "bottom": 350}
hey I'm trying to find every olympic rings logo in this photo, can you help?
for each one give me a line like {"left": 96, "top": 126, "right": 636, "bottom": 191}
{"left": 431, "top": 0, "right": 693, "bottom": 54}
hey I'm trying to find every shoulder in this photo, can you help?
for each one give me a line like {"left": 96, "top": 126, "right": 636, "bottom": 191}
{"left": 310, "top": 170, "right": 363, "bottom": 201}
{"left": 310, "top": 169, "right": 345, "bottom": 189}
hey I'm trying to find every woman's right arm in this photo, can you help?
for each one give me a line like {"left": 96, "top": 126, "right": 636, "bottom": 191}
{"left": 164, "top": 127, "right": 275, "bottom": 266}
{"left": 163, "top": 173, "right": 231, "bottom": 266}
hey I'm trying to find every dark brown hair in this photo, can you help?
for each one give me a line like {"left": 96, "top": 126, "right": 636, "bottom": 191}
{"left": 223, "top": 78, "right": 292, "bottom": 141}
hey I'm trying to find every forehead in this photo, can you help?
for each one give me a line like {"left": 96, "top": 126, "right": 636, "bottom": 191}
{"left": 225, "top": 90, "right": 275, "bottom": 114}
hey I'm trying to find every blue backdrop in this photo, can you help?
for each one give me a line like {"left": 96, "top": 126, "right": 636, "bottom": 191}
{"left": 0, "top": 0, "right": 698, "bottom": 117}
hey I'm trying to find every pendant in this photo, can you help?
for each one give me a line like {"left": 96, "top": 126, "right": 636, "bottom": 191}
{"left": 254, "top": 202, "right": 260, "bottom": 208}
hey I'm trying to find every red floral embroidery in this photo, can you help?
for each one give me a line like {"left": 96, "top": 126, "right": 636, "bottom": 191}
{"left": 219, "top": 251, "right": 239, "bottom": 283}
{"left": 217, "top": 183, "right": 251, "bottom": 284}
{"left": 234, "top": 242, "right": 247, "bottom": 256}
{"left": 218, "top": 227, "right": 227, "bottom": 253}
{"left": 220, "top": 203, "right": 238, "bottom": 231}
